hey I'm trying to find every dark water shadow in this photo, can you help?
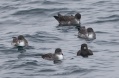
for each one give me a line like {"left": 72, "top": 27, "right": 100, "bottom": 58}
{"left": 56, "top": 25, "right": 79, "bottom": 33}
{"left": 53, "top": 60, "right": 63, "bottom": 64}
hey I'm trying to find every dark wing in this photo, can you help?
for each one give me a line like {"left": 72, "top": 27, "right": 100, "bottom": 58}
{"left": 54, "top": 16, "right": 59, "bottom": 21}
{"left": 42, "top": 53, "right": 54, "bottom": 60}
{"left": 24, "top": 39, "right": 28, "bottom": 46}
{"left": 77, "top": 50, "right": 81, "bottom": 56}
{"left": 88, "top": 49, "right": 93, "bottom": 55}
{"left": 58, "top": 13, "right": 62, "bottom": 16}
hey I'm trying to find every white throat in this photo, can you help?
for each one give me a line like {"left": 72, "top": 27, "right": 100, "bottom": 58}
{"left": 55, "top": 54, "right": 63, "bottom": 60}
{"left": 17, "top": 40, "right": 25, "bottom": 46}
{"left": 88, "top": 33, "right": 94, "bottom": 39}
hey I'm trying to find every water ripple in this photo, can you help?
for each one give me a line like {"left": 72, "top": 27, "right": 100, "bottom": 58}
{"left": 25, "top": 32, "right": 62, "bottom": 43}
{"left": 42, "top": 1, "right": 64, "bottom": 5}
{"left": 90, "top": 18, "right": 119, "bottom": 24}
{"left": 12, "top": 8, "right": 68, "bottom": 16}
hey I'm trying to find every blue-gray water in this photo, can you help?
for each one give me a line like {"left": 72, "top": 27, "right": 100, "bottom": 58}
{"left": 0, "top": 0, "right": 119, "bottom": 78}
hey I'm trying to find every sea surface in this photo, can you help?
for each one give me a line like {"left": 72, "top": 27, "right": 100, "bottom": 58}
{"left": 0, "top": 0, "right": 119, "bottom": 78}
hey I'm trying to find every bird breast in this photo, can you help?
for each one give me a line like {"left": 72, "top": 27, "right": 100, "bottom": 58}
{"left": 55, "top": 54, "right": 63, "bottom": 60}
{"left": 17, "top": 40, "right": 25, "bottom": 46}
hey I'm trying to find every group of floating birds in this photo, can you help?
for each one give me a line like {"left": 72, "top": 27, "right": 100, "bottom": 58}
{"left": 11, "top": 13, "right": 96, "bottom": 63}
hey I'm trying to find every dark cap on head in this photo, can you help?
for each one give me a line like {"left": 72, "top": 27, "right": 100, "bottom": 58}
{"left": 55, "top": 48, "right": 62, "bottom": 54}
{"left": 81, "top": 43, "right": 88, "bottom": 50}
{"left": 18, "top": 35, "right": 25, "bottom": 40}
{"left": 75, "top": 13, "right": 81, "bottom": 20}
{"left": 87, "top": 28, "right": 94, "bottom": 32}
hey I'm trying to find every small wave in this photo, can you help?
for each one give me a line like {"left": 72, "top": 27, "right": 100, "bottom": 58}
{"left": 92, "top": 1, "right": 109, "bottom": 5}
{"left": 87, "top": 14, "right": 119, "bottom": 24}
{"left": 11, "top": 61, "right": 38, "bottom": 69}
{"left": 94, "top": 40, "right": 109, "bottom": 45}
{"left": 95, "top": 31, "right": 110, "bottom": 34}
{"left": 0, "top": 5, "right": 17, "bottom": 10}
{"left": 90, "top": 18, "right": 119, "bottom": 24}
{"left": 18, "top": 52, "right": 44, "bottom": 58}
{"left": 5, "top": 60, "right": 17, "bottom": 63}
{"left": 32, "top": 67, "right": 94, "bottom": 76}
{"left": 0, "top": 48, "right": 18, "bottom": 54}
{"left": 56, "top": 26, "right": 77, "bottom": 33}
{"left": 98, "top": 15, "right": 119, "bottom": 19}
{"left": 109, "top": 41, "right": 119, "bottom": 45}
{"left": 12, "top": 8, "right": 68, "bottom": 16}
{"left": 0, "top": 20, "right": 21, "bottom": 25}
{"left": 71, "top": 0, "right": 83, "bottom": 2}
{"left": 39, "top": 69, "right": 56, "bottom": 72}
{"left": 25, "top": 46, "right": 35, "bottom": 49}
{"left": 27, "top": 1, "right": 42, "bottom": 4}
{"left": 0, "top": 44, "right": 6, "bottom": 49}
{"left": 95, "top": 40, "right": 119, "bottom": 46}
{"left": 25, "top": 32, "right": 62, "bottom": 43}
{"left": 54, "top": 68, "right": 94, "bottom": 76}
{"left": 42, "top": 1, "right": 64, "bottom": 5}
{"left": 38, "top": 47, "right": 51, "bottom": 50}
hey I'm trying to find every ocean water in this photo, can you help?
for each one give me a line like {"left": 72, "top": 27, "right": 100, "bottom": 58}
{"left": 0, "top": 0, "right": 119, "bottom": 78}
